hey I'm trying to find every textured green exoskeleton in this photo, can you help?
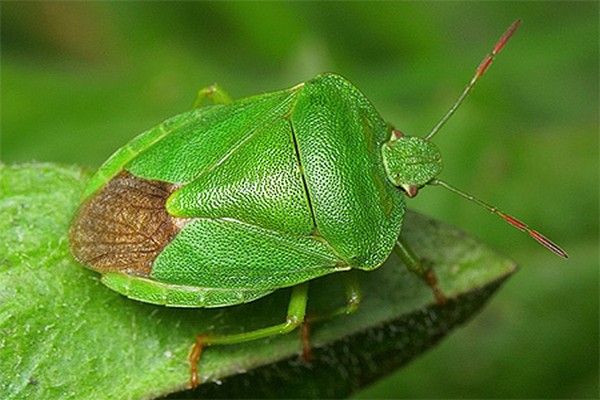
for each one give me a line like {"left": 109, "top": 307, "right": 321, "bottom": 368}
{"left": 69, "top": 20, "right": 566, "bottom": 388}
{"left": 71, "top": 74, "right": 415, "bottom": 304}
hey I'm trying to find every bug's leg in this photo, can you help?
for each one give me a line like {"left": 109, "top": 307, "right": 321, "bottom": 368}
{"left": 300, "top": 272, "right": 363, "bottom": 361}
{"left": 304, "top": 272, "right": 363, "bottom": 326}
{"left": 189, "top": 282, "right": 309, "bottom": 388}
{"left": 395, "top": 237, "right": 446, "bottom": 305}
{"left": 300, "top": 316, "right": 313, "bottom": 362}
{"left": 340, "top": 271, "right": 363, "bottom": 315}
{"left": 324, "top": 272, "right": 363, "bottom": 318}
{"left": 192, "top": 83, "right": 233, "bottom": 109}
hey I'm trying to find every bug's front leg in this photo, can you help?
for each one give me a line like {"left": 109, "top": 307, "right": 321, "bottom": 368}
{"left": 395, "top": 237, "right": 446, "bottom": 305}
{"left": 188, "top": 283, "right": 309, "bottom": 389}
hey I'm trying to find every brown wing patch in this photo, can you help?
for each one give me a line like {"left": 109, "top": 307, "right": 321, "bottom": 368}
{"left": 69, "top": 171, "right": 187, "bottom": 276}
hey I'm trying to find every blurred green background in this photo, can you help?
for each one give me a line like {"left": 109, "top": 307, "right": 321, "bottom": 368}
{"left": 2, "top": 2, "right": 597, "bottom": 398}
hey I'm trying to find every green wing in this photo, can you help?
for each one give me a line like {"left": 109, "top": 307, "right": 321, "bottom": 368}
{"left": 150, "top": 218, "right": 347, "bottom": 291}
{"left": 127, "top": 88, "right": 297, "bottom": 184}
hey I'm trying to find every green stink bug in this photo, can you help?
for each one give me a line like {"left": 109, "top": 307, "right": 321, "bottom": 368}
{"left": 69, "top": 20, "right": 567, "bottom": 388}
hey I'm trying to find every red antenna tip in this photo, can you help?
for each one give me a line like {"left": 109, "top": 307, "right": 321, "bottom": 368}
{"left": 530, "top": 230, "right": 569, "bottom": 259}
{"left": 476, "top": 19, "right": 522, "bottom": 79}
{"left": 425, "top": 20, "right": 522, "bottom": 141}
{"left": 501, "top": 211, "right": 568, "bottom": 258}
{"left": 493, "top": 19, "right": 522, "bottom": 55}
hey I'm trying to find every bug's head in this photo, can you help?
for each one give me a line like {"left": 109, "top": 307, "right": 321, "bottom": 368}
{"left": 379, "top": 20, "right": 522, "bottom": 198}
{"left": 381, "top": 130, "right": 442, "bottom": 197}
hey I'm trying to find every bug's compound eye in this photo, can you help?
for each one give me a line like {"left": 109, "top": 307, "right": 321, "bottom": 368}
{"left": 390, "top": 176, "right": 420, "bottom": 197}
{"left": 404, "top": 184, "right": 419, "bottom": 198}
{"left": 381, "top": 136, "right": 443, "bottom": 191}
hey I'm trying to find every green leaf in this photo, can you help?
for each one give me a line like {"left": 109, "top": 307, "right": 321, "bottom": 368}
{"left": 0, "top": 163, "right": 515, "bottom": 400}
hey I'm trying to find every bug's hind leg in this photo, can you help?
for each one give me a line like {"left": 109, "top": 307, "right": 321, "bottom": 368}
{"left": 395, "top": 237, "right": 446, "bottom": 305}
{"left": 189, "top": 283, "right": 309, "bottom": 389}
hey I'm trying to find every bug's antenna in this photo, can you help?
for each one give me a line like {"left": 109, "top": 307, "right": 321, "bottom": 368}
{"left": 429, "top": 178, "right": 568, "bottom": 258}
{"left": 424, "top": 20, "right": 521, "bottom": 141}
